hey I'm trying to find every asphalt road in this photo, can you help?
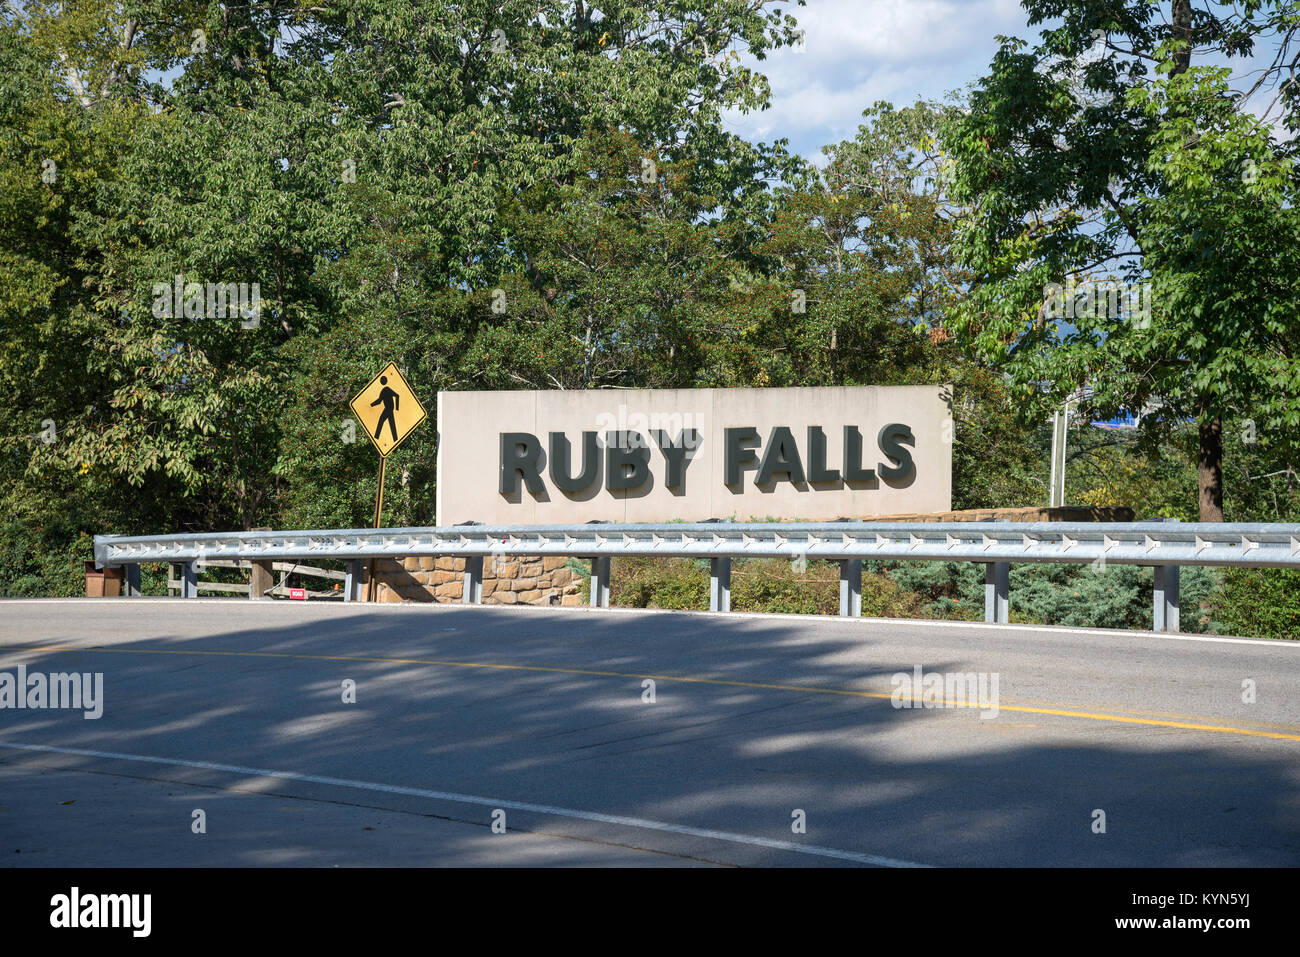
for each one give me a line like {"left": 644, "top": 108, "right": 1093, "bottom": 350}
{"left": 2, "top": 599, "right": 1298, "bottom": 867}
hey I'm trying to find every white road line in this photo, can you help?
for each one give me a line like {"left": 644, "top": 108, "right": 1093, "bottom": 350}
{"left": 0, "top": 740, "right": 928, "bottom": 868}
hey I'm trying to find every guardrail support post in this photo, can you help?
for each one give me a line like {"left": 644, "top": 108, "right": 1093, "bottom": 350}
{"left": 589, "top": 557, "right": 610, "bottom": 608}
{"left": 710, "top": 557, "right": 731, "bottom": 612}
{"left": 984, "top": 562, "right": 1009, "bottom": 624}
{"left": 462, "top": 556, "right": 483, "bottom": 605}
{"left": 1153, "top": 565, "right": 1180, "bottom": 633}
{"left": 123, "top": 564, "right": 141, "bottom": 598}
{"left": 344, "top": 559, "right": 364, "bottom": 602}
{"left": 180, "top": 562, "right": 198, "bottom": 598}
{"left": 839, "top": 559, "right": 862, "bottom": 617}
{"left": 249, "top": 560, "right": 274, "bottom": 600}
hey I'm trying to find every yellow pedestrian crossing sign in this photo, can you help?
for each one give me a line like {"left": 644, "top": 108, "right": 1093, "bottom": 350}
{"left": 350, "top": 362, "right": 427, "bottom": 457}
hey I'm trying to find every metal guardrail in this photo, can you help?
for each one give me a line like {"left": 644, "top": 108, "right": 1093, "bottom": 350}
{"left": 93, "top": 521, "right": 1300, "bottom": 633}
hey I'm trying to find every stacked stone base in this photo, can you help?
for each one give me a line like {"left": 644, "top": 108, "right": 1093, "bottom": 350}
{"left": 368, "top": 555, "right": 584, "bottom": 606}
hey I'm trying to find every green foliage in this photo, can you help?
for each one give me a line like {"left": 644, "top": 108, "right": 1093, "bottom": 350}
{"left": 607, "top": 556, "right": 709, "bottom": 610}
{"left": 706, "top": 101, "right": 962, "bottom": 390}
{"left": 606, "top": 556, "right": 926, "bottom": 618}
{"left": 480, "top": 130, "right": 742, "bottom": 391}
{"left": 874, "top": 560, "right": 985, "bottom": 621}
{"left": 1011, "top": 564, "right": 1138, "bottom": 631}
{"left": 1219, "top": 415, "right": 1300, "bottom": 522}
{"left": 1065, "top": 415, "right": 1300, "bottom": 525}
{"left": 878, "top": 558, "right": 1219, "bottom": 632}
{"left": 3, "top": 0, "right": 1290, "bottom": 640}
{"left": 0, "top": 518, "right": 91, "bottom": 597}
{"left": 857, "top": 571, "right": 930, "bottom": 620}
{"left": 732, "top": 559, "right": 837, "bottom": 615}
{"left": 1215, "top": 569, "right": 1300, "bottom": 640}
{"left": 1066, "top": 424, "right": 1200, "bottom": 521}
{"left": 2, "top": 0, "right": 807, "bottom": 540}
{"left": 948, "top": 367, "right": 1043, "bottom": 510}
{"left": 942, "top": 1, "right": 1300, "bottom": 518}
{"left": 0, "top": 459, "right": 186, "bottom": 594}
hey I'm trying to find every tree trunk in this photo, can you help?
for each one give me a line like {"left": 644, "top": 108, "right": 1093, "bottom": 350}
{"left": 1198, "top": 414, "right": 1224, "bottom": 522}
{"left": 1171, "top": 0, "right": 1192, "bottom": 75}
{"left": 1177, "top": 1, "right": 1217, "bottom": 519}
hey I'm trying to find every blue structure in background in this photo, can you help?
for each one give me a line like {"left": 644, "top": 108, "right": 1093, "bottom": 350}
{"left": 1093, "top": 412, "right": 1141, "bottom": 430}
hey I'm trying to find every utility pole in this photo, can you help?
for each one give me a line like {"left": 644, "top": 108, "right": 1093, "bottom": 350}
{"left": 1048, "top": 389, "right": 1087, "bottom": 508}
{"left": 1048, "top": 405, "right": 1069, "bottom": 508}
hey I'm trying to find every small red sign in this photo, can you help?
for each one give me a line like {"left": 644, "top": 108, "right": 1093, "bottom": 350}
{"left": 289, "top": 588, "right": 307, "bottom": 600}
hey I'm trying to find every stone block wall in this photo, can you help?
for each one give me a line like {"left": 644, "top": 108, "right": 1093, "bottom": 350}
{"left": 367, "top": 555, "right": 585, "bottom": 605}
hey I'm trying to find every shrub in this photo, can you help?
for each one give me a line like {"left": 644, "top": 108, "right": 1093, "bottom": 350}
{"left": 877, "top": 559, "right": 1218, "bottom": 631}
{"left": 874, "top": 560, "right": 984, "bottom": 621}
{"left": 581, "top": 552, "right": 1227, "bottom": 633}
{"left": 603, "top": 555, "right": 929, "bottom": 618}
{"left": 731, "top": 559, "right": 838, "bottom": 615}
{"left": 1010, "top": 563, "right": 1148, "bottom": 629}
{"left": 0, "top": 520, "right": 93, "bottom": 598}
{"left": 605, "top": 556, "right": 709, "bottom": 610}
{"left": 1214, "top": 569, "right": 1300, "bottom": 640}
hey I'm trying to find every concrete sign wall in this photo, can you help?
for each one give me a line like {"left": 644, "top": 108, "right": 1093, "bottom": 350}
{"left": 436, "top": 386, "right": 951, "bottom": 524}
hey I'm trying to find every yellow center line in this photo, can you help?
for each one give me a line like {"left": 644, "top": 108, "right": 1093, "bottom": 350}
{"left": 13, "top": 644, "right": 1300, "bottom": 743}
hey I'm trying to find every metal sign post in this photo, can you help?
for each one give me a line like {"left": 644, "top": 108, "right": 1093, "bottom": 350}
{"left": 366, "top": 456, "right": 387, "bottom": 602}
{"left": 1049, "top": 406, "right": 1069, "bottom": 508}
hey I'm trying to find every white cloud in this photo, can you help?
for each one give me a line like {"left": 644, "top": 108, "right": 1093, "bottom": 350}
{"left": 795, "top": 0, "right": 1013, "bottom": 65}
{"left": 726, "top": 0, "right": 1034, "bottom": 156}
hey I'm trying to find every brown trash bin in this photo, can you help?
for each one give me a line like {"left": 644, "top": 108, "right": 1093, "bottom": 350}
{"left": 84, "top": 561, "right": 123, "bottom": 598}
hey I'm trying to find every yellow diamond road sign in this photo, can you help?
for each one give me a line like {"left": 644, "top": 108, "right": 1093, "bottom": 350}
{"left": 350, "top": 362, "right": 427, "bottom": 457}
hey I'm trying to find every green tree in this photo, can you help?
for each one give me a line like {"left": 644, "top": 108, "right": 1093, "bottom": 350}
{"left": 711, "top": 101, "right": 961, "bottom": 388}
{"left": 474, "top": 130, "right": 742, "bottom": 391}
{"left": 709, "top": 101, "right": 1042, "bottom": 508}
{"left": 943, "top": 0, "right": 1300, "bottom": 521}
{"left": 263, "top": 2, "right": 804, "bottom": 526}
{"left": 2, "top": 1, "right": 806, "bottom": 537}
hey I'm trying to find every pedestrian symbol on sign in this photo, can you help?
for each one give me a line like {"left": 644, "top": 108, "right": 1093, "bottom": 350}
{"left": 349, "top": 363, "right": 426, "bottom": 458}
{"left": 371, "top": 376, "right": 400, "bottom": 444}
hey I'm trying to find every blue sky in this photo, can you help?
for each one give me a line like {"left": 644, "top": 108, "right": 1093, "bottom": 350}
{"left": 722, "top": 0, "right": 1289, "bottom": 164}
{"left": 722, "top": 0, "right": 1036, "bottom": 162}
